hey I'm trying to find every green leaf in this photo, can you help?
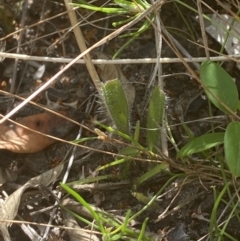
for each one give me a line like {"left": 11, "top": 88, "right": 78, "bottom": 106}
{"left": 102, "top": 79, "right": 130, "bottom": 135}
{"left": 133, "top": 120, "right": 140, "bottom": 142}
{"left": 135, "top": 163, "right": 169, "bottom": 185}
{"left": 200, "top": 60, "right": 239, "bottom": 114}
{"left": 138, "top": 217, "right": 149, "bottom": 241}
{"left": 224, "top": 121, "right": 240, "bottom": 176}
{"left": 238, "top": 100, "right": 240, "bottom": 111}
{"left": 72, "top": 1, "right": 128, "bottom": 14}
{"left": 111, "top": 234, "right": 122, "bottom": 241}
{"left": 114, "top": 0, "right": 145, "bottom": 13}
{"left": 60, "top": 183, "right": 105, "bottom": 233}
{"left": 146, "top": 86, "right": 165, "bottom": 152}
{"left": 132, "top": 192, "right": 161, "bottom": 211}
{"left": 119, "top": 146, "right": 139, "bottom": 156}
{"left": 177, "top": 132, "right": 224, "bottom": 158}
{"left": 97, "top": 158, "right": 127, "bottom": 171}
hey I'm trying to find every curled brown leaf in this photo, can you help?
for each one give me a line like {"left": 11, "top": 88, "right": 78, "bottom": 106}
{"left": 0, "top": 111, "right": 80, "bottom": 153}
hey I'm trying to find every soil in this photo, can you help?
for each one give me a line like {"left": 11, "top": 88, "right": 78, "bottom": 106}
{"left": 0, "top": 1, "right": 239, "bottom": 241}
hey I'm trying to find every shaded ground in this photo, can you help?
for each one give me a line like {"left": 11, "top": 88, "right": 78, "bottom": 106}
{"left": 0, "top": 0, "right": 240, "bottom": 241}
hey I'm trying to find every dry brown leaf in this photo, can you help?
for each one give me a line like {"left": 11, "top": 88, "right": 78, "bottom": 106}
{"left": 62, "top": 211, "right": 100, "bottom": 241}
{"left": 0, "top": 162, "right": 65, "bottom": 241}
{"left": 0, "top": 111, "right": 79, "bottom": 153}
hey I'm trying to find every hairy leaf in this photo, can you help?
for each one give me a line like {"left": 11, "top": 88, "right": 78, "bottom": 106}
{"left": 147, "top": 87, "right": 165, "bottom": 152}
{"left": 102, "top": 79, "right": 130, "bottom": 135}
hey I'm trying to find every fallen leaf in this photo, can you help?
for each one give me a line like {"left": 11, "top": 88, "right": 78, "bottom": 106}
{"left": 62, "top": 211, "right": 100, "bottom": 241}
{"left": 0, "top": 111, "right": 81, "bottom": 153}
{"left": 0, "top": 162, "right": 65, "bottom": 240}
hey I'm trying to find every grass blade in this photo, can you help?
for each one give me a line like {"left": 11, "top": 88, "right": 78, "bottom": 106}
{"left": 177, "top": 132, "right": 224, "bottom": 158}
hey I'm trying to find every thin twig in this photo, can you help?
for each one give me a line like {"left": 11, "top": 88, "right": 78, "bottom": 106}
{"left": 9, "top": 0, "right": 28, "bottom": 94}
{"left": 0, "top": 52, "right": 239, "bottom": 64}
{"left": 197, "top": 0, "right": 210, "bottom": 59}
{"left": 153, "top": 1, "right": 168, "bottom": 157}
{"left": 64, "top": 0, "right": 101, "bottom": 92}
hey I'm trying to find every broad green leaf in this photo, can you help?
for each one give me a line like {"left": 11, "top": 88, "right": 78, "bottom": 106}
{"left": 224, "top": 121, "right": 240, "bottom": 176}
{"left": 146, "top": 86, "right": 165, "bottom": 152}
{"left": 200, "top": 60, "right": 239, "bottom": 114}
{"left": 102, "top": 79, "right": 130, "bottom": 135}
{"left": 177, "top": 132, "right": 224, "bottom": 158}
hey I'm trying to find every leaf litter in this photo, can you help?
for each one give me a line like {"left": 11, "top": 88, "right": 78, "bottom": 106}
{"left": 1, "top": 1, "right": 240, "bottom": 241}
